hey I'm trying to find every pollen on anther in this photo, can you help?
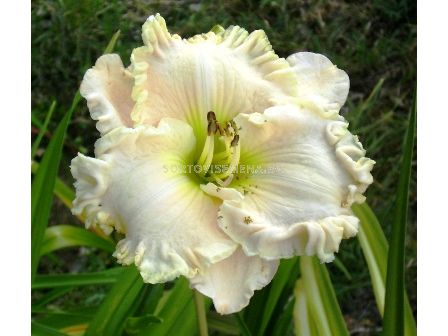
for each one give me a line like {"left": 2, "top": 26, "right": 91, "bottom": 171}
{"left": 231, "top": 134, "right": 240, "bottom": 147}
{"left": 207, "top": 111, "right": 216, "bottom": 122}
{"left": 243, "top": 216, "right": 253, "bottom": 224}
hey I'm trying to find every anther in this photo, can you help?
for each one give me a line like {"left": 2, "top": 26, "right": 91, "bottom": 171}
{"left": 207, "top": 111, "right": 216, "bottom": 122}
{"left": 230, "top": 134, "right": 239, "bottom": 147}
{"left": 208, "top": 119, "right": 217, "bottom": 135}
{"left": 230, "top": 120, "right": 238, "bottom": 133}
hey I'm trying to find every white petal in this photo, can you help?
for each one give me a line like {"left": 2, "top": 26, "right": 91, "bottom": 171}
{"left": 80, "top": 54, "right": 134, "bottom": 134}
{"left": 287, "top": 52, "right": 349, "bottom": 118}
{"left": 130, "top": 14, "right": 299, "bottom": 144}
{"left": 190, "top": 248, "right": 278, "bottom": 314}
{"left": 200, "top": 182, "right": 244, "bottom": 201}
{"left": 71, "top": 153, "right": 113, "bottom": 234}
{"left": 71, "top": 118, "right": 238, "bottom": 283}
{"left": 218, "top": 105, "right": 375, "bottom": 262}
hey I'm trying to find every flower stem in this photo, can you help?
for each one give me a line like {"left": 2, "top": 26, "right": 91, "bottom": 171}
{"left": 193, "top": 290, "right": 209, "bottom": 336}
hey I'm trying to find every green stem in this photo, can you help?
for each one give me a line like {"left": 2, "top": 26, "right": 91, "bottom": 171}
{"left": 193, "top": 290, "right": 209, "bottom": 336}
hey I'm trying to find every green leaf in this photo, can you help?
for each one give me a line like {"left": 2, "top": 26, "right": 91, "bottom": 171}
{"left": 32, "top": 113, "right": 44, "bottom": 129}
{"left": 32, "top": 321, "right": 68, "bottom": 336}
{"left": 136, "top": 284, "right": 165, "bottom": 316}
{"left": 169, "top": 295, "right": 210, "bottom": 336}
{"left": 31, "top": 30, "right": 122, "bottom": 283}
{"left": 32, "top": 100, "right": 56, "bottom": 160}
{"left": 85, "top": 266, "right": 144, "bottom": 336}
{"left": 293, "top": 279, "right": 317, "bottom": 336}
{"left": 31, "top": 161, "right": 76, "bottom": 210}
{"left": 54, "top": 177, "right": 76, "bottom": 209}
{"left": 300, "top": 256, "right": 349, "bottom": 336}
{"left": 333, "top": 257, "right": 352, "bottom": 281}
{"left": 271, "top": 297, "right": 295, "bottom": 336}
{"left": 40, "top": 225, "right": 115, "bottom": 256}
{"left": 236, "top": 313, "right": 253, "bottom": 336}
{"left": 31, "top": 92, "right": 81, "bottom": 282}
{"left": 243, "top": 287, "right": 270, "bottom": 333}
{"left": 125, "top": 314, "right": 163, "bottom": 334}
{"left": 193, "top": 289, "right": 210, "bottom": 336}
{"left": 103, "top": 30, "right": 121, "bottom": 54}
{"left": 353, "top": 203, "right": 416, "bottom": 336}
{"left": 258, "top": 257, "right": 299, "bottom": 336}
{"left": 348, "top": 78, "right": 384, "bottom": 130}
{"left": 33, "top": 307, "right": 97, "bottom": 331}
{"left": 32, "top": 287, "right": 74, "bottom": 307}
{"left": 139, "top": 277, "right": 210, "bottom": 336}
{"left": 382, "top": 91, "right": 416, "bottom": 336}
{"left": 207, "top": 312, "right": 239, "bottom": 335}
{"left": 353, "top": 203, "right": 388, "bottom": 310}
{"left": 32, "top": 268, "right": 124, "bottom": 289}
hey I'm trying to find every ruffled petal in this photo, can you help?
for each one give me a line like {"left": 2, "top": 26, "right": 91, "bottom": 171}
{"left": 71, "top": 118, "right": 238, "bottom": 283}
{"left": 71, "top": 153, "right": 113, "bottom": 234}
{"left": 190, "top": 248, "right": 278, "bottom": 314}
{"left": 218, "top": 105, "right": 375, "bottom": 262}
{"left": 80, "top": 54, "right": 134, "bottom": 134}
{"left": 130, "top": 13, "right": 299, "bottom": 146}
{"left": 287, "top": 52, "right": 349, "bottom": 119}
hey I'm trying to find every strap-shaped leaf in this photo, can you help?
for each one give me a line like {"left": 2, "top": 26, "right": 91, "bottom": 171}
{"left": 125, "top": 314, "right": 163, "bottom": 334}
{"left": 32, "top": 268, "right": 124, "bottom": 289}
{"left": 31, "top": 93, "right": 80, "bottom": 282}
{"left": 40, "top": 225, "right": 115, "bottom": 256}
{"left": 236, "top": 313, "right": 253, "bottom": 336}
{"left": 258, "top": 257, "right": 299, "bottom": 336}
{"left": 272, "top": 297, "right": 295, "bottom": 336}
{"left": 353, "top": 202, "right": 416, "bottom": 336}
{"left": 207, "top": 312, "right": 239, "bottom": 335}
{"left": 33, "top": 307, "right": 100, "bottom": 336}
{"left": 31, "top": 100, "right": 56, "bottom": 160}
{"left": 382, "top": 91, "right": 416, "bottom": 336}
{"left": 293, "top": 279, "right": 318, "bottom": 336}
{"left": 300, "top": 256, "right": 349, "bottom": 336}
{"left": 85, "top": 266, "right": 144, "bottom": 336}
{"left": 31, "top": 30, "right": 122, "bottom": 283}
{"left": 31, "top": 321, "right": 68, "bottom": 336}
{"left": 138, "top": 277, "right": 211, "bottom": 336}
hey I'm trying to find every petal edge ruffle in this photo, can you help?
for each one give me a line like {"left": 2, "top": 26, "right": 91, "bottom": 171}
{"left": 287, "top": 52, "right": 349, "bottom": 119}
{"left": 217, "top": 105, "right": 374, "bottom": 262}
{"left": 80, "top": 54, "right": 134, "bottom": 134}
{"left": 190, "top": 248, "right": 279, "bottom": 314}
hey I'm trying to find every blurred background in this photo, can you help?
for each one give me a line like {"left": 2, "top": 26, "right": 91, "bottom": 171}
{"left": 32, "top": 0, "right": 416, "bottom": 334}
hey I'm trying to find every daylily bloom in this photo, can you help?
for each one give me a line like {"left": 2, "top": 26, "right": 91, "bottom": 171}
{"left": 71, "top": 14, "right": 374, "bottom": 314}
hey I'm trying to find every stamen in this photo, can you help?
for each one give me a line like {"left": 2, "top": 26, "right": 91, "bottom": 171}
{"left": 197, "top": 111, "right": 218, "bottom": 175}
{"left": 209, "top": 173, "right": 234, "bottom": 187}
{"left": 200, "top": 137, "right": 215, "bottom": 175}
{"left": 213, "top": 135, "right": 232, "bottom": 163}
{"left": 215, "top": 139, "right": 240, "bottom": 180}
{"left": 197, "top": 135, "right": 214, "bottom": 167}
{"left": 196, "top": 111, "right": 241, "bottom": 183}
{"left": 226, "top": 141, "right": 241, "bottom": 175}
{"left": 207, "top": 111, "right": 216, "bottom": 122}
{"left": 230, "top": 134, "right": 239, "bottom": 147}
{"left": 213, "top": 149, "right": 229, "bottom": 162}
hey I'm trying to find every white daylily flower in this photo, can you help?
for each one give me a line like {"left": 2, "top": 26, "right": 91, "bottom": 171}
{"left": 71, "top": 13, "right": 374, "bottom": 314}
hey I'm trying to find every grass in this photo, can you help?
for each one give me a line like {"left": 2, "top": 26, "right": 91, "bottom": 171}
{"left": 32, "top": 0, "right": 416, "bottom": 334}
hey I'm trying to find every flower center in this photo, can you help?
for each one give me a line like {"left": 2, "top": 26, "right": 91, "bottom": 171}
{"left": 196, "top": 111, "right": 241, "bottom": 187}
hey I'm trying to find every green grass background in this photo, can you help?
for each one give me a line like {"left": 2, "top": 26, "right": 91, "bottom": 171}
{"left": 32, "top": 0, "right": 416, "bottom": 333}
